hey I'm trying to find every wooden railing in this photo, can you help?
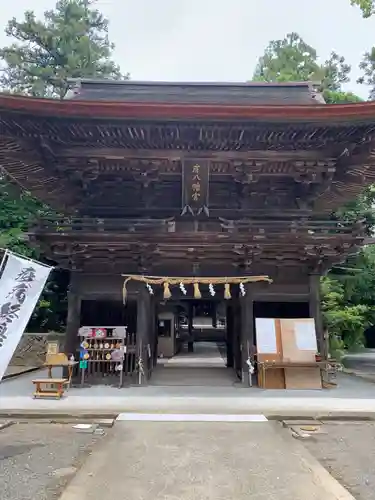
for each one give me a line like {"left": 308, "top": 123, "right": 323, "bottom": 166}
{"left": 31, "top": 216, "right": 176, "bottom": 234}
{"left": 30, "top": 215, "right": 365, "bottom": 238}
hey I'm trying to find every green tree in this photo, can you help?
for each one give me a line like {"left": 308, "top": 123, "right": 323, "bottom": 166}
{"left": 253, "top": 32, "right": 361, "bottom": 103}
{"left": 0, "top": 177, "right": 68, "bottom": 332}
{"left": 0, "top": 177, "right": 46, "bottom": 256}
{"left": 253, "top": 33, "right": 372, "bottom": 350}
{"left": 351, "top": 0, "right": 375, "bottom": 17}
{"left": 0, "top": 1, "right": 125, "bottom": 331}
{"left": 0, "top": 0, "right": 124, "bottom": 99}
{"left": 321, "top": 275, "right": 370, "bottom": 351}
{"left": 253, "top": 33, "right": 321, "bottom": 83}
{"left": 358, "top": 47, "right": 375, "bottom": 99}
{"left": 336, "top": 186, "right": 375, "bottom": 235}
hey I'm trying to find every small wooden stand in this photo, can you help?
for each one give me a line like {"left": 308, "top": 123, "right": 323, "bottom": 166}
{"left": 32, "top": 378, "right": 68, "bottom": 399}
{"left": 31, "top": 351, "right": 77, "bottom": 399}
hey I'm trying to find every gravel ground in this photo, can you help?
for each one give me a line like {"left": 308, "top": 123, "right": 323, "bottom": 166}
{"left": 304, "top": 421, "right": 375, "bottom": 500}
{"left": 0, "top": 422, "right": 106, "bottom": 500}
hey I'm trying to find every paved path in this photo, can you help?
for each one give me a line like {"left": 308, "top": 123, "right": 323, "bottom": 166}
{"left": 151, "top": 344, "right": 233, "bottom": 386}
{"left": 59, "top": 420, "right": 352, "bottom": 500}
{"left": 151, "top": 342, "right": 235, "bottom": 386}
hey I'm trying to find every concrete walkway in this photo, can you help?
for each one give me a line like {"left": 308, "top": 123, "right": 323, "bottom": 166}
{"left": 151, "top": 342, "right": 235, "bottom": 387}
{"left": 158, "top": 341, "right": 227, "bottom": 367}
{"left": 59, "top": 421, "right": 353, "bottom": 500}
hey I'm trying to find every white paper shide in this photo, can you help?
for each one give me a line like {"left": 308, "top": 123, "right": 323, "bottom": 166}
{"left": 0, "top": 253, "right": 52, "bottom": 381}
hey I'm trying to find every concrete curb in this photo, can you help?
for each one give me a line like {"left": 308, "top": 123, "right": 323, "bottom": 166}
{"left": 0, "top": 421, "right": 14, "bottom": 431}
{"left": 1, "top": 411, "right": 375, "bottom": 421}
{"left": 273, "top": 423, "right": 356, "bottom": 499}
{"left": 267, "top": 413, "right": 375, "bottom": 422}
{"left": 0, "top": 412, "right": 120, "bottom": 421}
{"left": 292, "top": 436, "right": 356, "bottom": 499}
{"left": 342, "top": 369, "right": 375, "bottom": 384}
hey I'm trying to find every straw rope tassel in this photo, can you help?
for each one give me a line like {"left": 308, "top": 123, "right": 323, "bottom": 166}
{"left": 122, "top": 277, "right": 132, "bottom": 304}
{"left": 163, "top": 282, "right": 172, "bottom": 299}
{"left": 224, "top": 283, "right": 231, "bottom": 300}
{"left": 193, "top": 282, "right": 201, "bottom": 299}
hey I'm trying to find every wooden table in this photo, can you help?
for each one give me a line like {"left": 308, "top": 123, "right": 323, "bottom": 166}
{"left": 258, "top": 361, "right": 328, "bottom": 389}
{"left": 44, "top": 361, "right": 78, "bottom": 385}
{"left": 32, "top": 378, "right": 68, "bottom": 399}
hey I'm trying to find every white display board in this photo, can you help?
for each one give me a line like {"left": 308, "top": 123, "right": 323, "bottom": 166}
{"left": 294, "top": 320, "right": 317, "bottom": 351}
{"left": 255, "top": 318, "right": 277, "bottom": 354}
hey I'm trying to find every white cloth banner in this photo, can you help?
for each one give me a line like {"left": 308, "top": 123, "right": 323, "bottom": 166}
{"left": 0, "top": 253, "right": 52, "bottom": 381}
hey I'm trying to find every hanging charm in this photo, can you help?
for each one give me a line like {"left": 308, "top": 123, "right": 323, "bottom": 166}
{"left": 239, "top": 282, "right": 246, "bottom": 297}
{"left": 209, "top": 283, "right": 215, "bottom": 296}
{"left": 163, "top": 282, "right": 172, "bottom": 299}
{"left": 179, "top": 282, "right": 187, "bottom": 295}
{"left": 146, "top": 283, "right": 154, "bottom": 295}
{"left": 193, "top": 282, "right": 201, "bottom": 299}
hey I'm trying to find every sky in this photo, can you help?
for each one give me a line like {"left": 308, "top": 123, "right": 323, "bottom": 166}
{"left": 1, "top": 0, "right": 375, "bottom": 98}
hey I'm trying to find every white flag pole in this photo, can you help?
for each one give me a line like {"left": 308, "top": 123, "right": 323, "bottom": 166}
{"left": 0, "top": 250, "right": 9, "bottom": 277}
{"left": 0, "top": 248, "right": 53, "bottom": 269}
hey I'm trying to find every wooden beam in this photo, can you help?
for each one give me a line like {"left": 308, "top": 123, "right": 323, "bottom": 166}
{"left": 54, "top": 147, "right": 334, "bottom": 162}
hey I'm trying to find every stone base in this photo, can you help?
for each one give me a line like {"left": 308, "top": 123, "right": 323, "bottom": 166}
{"left": 9, "top": 335, "right": 48, "bottom": 368}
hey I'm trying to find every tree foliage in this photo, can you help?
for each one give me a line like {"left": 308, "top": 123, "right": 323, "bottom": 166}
{"left": 253, "top": 33, "right": 321, "bottom": 83}
{"left": 351, "top": 0, "right": 375, "bottom": 17}
{"left": 0, "top": 177, "right": 46, "bottom": 255}
{"left": 358, "top": 47, "right": 375, "bottom": 99}
{"left": 321, "top": 276, "right": 369, "bottom": 351}
{"left": 336, "top": 186, "right": 375, "bottom": 235}
{"left": 253, "top": 33, "right": 374, "bottom": 350}
{"left": 0, "top": 0, "right": 124, "bottom": 332}
{"left": 252, "top": 32, "right": 361, "bottom": 103}
{"left": 0, "top": 0, "right": 124, "bottom": 98}
{"left": 322, "top": 245, "right": 375, "bottom": 351}
{"left": 0, "top": 177, "right": 68, "bottom": 331}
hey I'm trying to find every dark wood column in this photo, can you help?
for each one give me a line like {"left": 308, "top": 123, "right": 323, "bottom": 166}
{"left": 64, "top": 273, "right": 81, "bottom": 359}
{"left": 187, "top": 302, "right": 194, "bottom": 353}
{"left": 136, "top": 287, "right": 151, "bottom": 384}
{"left": 309, "top": 274, "right": 326, "bottom": 359}
{"left": 232, "top": 296, "right": 242, "bottom": 378}
{"left": 151, "top": 297, "right": 158, "bottom": 368}
{"left": 240, "top": 289, "right": 254, "bottom": 384}
{"left": 226, "top": 304, "right": 234, "bottom": 368}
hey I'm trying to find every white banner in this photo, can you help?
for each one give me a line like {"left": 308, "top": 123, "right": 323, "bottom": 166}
{"left": 0, "top": 253, "right": 52, "bottom": 381}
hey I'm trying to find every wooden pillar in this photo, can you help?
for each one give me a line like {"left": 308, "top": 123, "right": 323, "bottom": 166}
{"left": 187, "top": 302, "right": 194, "bottom": 353}
{"left": 240, "top": 289, "right": 254, "bottom": 384}
{"left": 64, "top": 274, "right": 81, "bottom": 359}
{"left": 151, "top": 297, "right": 158, "bottom": 368}
{"left": 226, "top": 304, "right": 234, "bottom": 368}
{"left": 136, "top": 287, "right": 150, "bottom": 384}
{"left": 232, "top": 296, "right": 242, "bottom": 377}
{"left": 309, "top": 274, "right": 326, "bottom": 359}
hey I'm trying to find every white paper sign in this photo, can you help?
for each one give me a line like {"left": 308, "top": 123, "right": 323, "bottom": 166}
{"left": 294, "top": 321, "right": 317, "bottom": 351}
{"left": 0, "top": 253, "right": 52, "bottom": 381}
{"left": 255, "top": 318, "right": 277, "bottom": 354}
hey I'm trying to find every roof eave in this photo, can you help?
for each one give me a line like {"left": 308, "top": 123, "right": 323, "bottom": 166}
{"left": 0, "top": 94, "right": 374, "bottom": 122}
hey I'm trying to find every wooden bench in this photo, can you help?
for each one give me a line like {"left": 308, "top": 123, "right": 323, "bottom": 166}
{"left": 32, "top": 378, "right": 68, "bottom": 399}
